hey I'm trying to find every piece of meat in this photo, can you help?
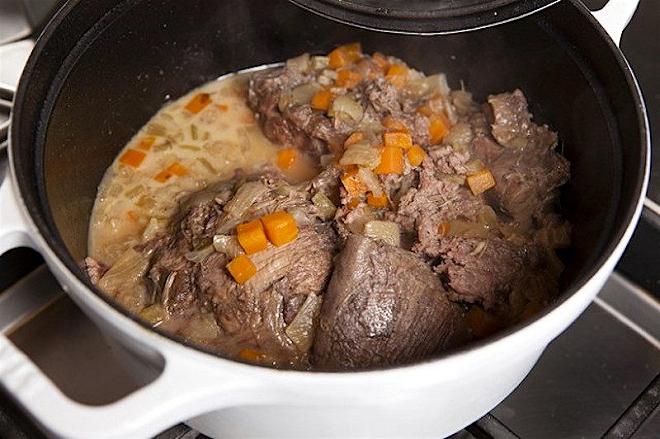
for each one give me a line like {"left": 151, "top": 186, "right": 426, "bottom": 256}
{"left": 488, "top": 90, "right": 557, "bottom": 150}
{"left": 394, "top": 168, "right": 484, "bottom": 241}
{"left": 435, "top": 236, "right": 558, "bottom": 311}
{"left": 364, "top": 78, "right": 401, "bottom": 115}
{"left": 195, "top": 224, "right": 338, "bottom": 364}
{"left": 487, "top": 147, "right": 569, "bottom": 229}
{"left": 248, "top": 67, "right": 309, "bottom": 119}
{"left": 313, "top": 234, "right": 466, "bottom": 370}
{"left": 82, "top": 257, "right": 107, "bottom": 285}
{"left": 249, "top": 67, "right": 341, "bottom": 156}
{"left": 143, "top": 172, "right": 340, "bottom": 367}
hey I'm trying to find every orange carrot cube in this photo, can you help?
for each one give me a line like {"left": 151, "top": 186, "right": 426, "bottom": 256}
{"left": 237, "top": 219, "right": 268, "bottom": 254}
{"left": 226, "top": 255, "right": 257, "bottom": 285}
{"left": 406, "top": 144, "right": 426, "bottom": 167}
{"left": 184, "top": 93, "right": 212, "bottom": 114}
{"left": 277, "top": 147, "right": 298, "bottom": 170}
{"left": 119, "top": 149, "right": 146, "bottom": 168}
{"left": 374, "top": 146, "right": 404, "bottom": 175}
{"left": 260, "top": 211, "right": 299, "bottom": 247}
{"left": 383, "top": 131, "right": 413, "bottom": 149}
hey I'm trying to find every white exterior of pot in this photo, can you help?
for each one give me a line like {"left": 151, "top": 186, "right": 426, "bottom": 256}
{"left": 0, "top": 1, "right": 647, "bottom": 437}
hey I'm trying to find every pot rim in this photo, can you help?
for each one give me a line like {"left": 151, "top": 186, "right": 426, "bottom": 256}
{"left": 7, "top": 0, "right": 650, "bottom": 380}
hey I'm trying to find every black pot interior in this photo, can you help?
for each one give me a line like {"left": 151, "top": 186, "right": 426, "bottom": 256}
{"left": 12, "top": 0, "right": 646, "bottom": 352}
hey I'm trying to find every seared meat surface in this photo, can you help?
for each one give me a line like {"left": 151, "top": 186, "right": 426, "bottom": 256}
{"left": 314, "top": 235, "right": 465, "bottom": 370}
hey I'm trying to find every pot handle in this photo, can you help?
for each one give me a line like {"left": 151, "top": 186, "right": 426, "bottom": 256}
{"left": 591, "top": 0, "right": 640, "bottom": 46}
{"left": 0, "top": 163, "right": 36, "bottom": 255}
{"left": 0, "top": 331, "right": 256, "bottom": 438}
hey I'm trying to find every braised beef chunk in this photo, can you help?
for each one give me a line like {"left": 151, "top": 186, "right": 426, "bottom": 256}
{"left": 249, "top": 67, "right": 341, "bottom": 156}
{"left": 142, "top": 174, "right": 339, "bottom": 367}
{"left": 435, "top": 236, "right": 558, "bottom": 311}
{"left": 488, "top": 90, "right": 557, "bottom": 150}
{"left": 488, "top": 147, "right": 569, "bottom": 229}
{"left": 313, "top": 235, "right": 465, "bottom": 370}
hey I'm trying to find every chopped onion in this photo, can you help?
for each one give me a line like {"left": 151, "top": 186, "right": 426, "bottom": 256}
{"left": 447, "top": 219, "right": 492, "bottom": 239}
{"left": 339, "top": 141, "right": 381, "bottom": 168}
{"left": 223, "top": 181, "right": 267, "bottom": 219}
{"left": 329, "top": 95, "right": 364, "bottom": 122}
{"left": 142, "top": 217, "right": 167, "bottom": 241}
{"left": 278, "top": 83, "right": 321, "bottom": 111}
{"left": 312, "top": 192, "right": 337, "bottom": 220}
{"left": 98, "top": 248, "right": 150, "bottom": 311}
{"left": 181, "top": 312, "right": 221, "bottom": 344}
{"left": 286, "top": 53, "right": 310, "bottom": 73}
{"left": 451, "top": 90, "right": 476, "bottom": 115}
{"left": 405, "top": 73, "right": 451, "bottom": 98}
{"left": 444, "top": 122, "right": 473, "bottom": 152}
{"left": 212, "top": 234, "right": 244, "bottom": 258}
{"left": 357, "top": 167, "right": 383, "bottom": 196}
{"left": 285, "top": 292, "right": 322, "bottom": 352}
{"left": 364, "top": 220, "right": 401, "bottom": 247}
{"left": 311, "top": 56, "right": 329, "bottom": 70}
{"left": 465, "top": 159, "right": 485, "bottom": 175}
{"left": 184, "top": 245, "right": 214, "bottom": 263}
{"left": 139, "top": 304, "right": 165, "bottom": 326}
{"left": 290, "top": 207, "right": 315, "bottom": 226}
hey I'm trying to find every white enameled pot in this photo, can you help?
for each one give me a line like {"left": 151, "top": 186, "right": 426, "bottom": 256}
{"left": 0, "top": 0, "right": 648, "bottom": 437}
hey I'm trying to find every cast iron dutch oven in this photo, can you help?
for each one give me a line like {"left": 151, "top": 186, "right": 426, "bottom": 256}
{"left": 0, "top": 0, "right": 649, "bottom": 437}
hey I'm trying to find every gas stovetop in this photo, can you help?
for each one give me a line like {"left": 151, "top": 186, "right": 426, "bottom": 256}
{"left": 0, "top": 1, "right": 659, "bottom": 438}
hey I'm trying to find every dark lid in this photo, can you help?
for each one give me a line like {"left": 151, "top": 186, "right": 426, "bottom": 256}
{"left": 289, "top": 0, "right": 561, "bottom": 34}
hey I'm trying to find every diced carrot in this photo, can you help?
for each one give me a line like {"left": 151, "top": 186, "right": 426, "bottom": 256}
{"left": 261, "top": 211, "right": 299, "bottom": 247}
{"left": 126, "top": 210, "right": 140, "bottom": 222}
{"left": 119, "top": 149, "right": 146, "bottom": 168}
{"left": 437, "top": 222, "right": 451, "bottom": 237}
{"left": 226, "top": 255, "right": 257, "bottom": 285}
{"left": 277, "top": 147, "right": 298, "bottom": 170}
{"left": 311, "top": 90, "right": 333, "bottom": 111}
{"left": 372, "top": 52, "right": 390, "bottom": 73}
{"left": 137, "top": 135, "right": 156, "bottom": 151}
{"left": 374, "top": 146, "right": 404, "bottom": 175}
{"left": 466, "top": 307, "right": 501, "bottom": 338}
{"left": 335, "top": 69, "right": 362, "bottom": 88}
{"left": 184, "top": 93, "right": 212, "bottom": 114}
{"left": 340, "top": 167, "right": 367, "bottom": 197}
{"left": 154, "top": 170, "right": 172, "bottom": 183}
{"left": 344, "top": 131, "right": 364, "bottom": 147}
{"left": 407, "top": 144, "right": 426, "bottom": 167}
{"left": 328, "top": 48, "right": 348, "bottom": 69}
{"left": 347, "top": 197, "right": 360, "bottom": 209}
{"left": 429, "top": 113, "right": 451, "bottom": 144}
{"left": 343, "top": 42, "right": 362, "bottom": 62}
{"left": 215, "top": 103, "right": 229, "bottom": 112}
{"left": 417, "top": 105, "right": 433, "bottom": 117}
{"left": 154, "top": 162, "right": 188, "bottom": 183}
{"left": 382, "top": 116, "right": 409, "bottom": 133}
{"left": 366, "top": 193, "right": 388, "bottom": 208}
{"left": 236, "top": 219, "right": 268, "bottom": 254}
{"left": 383, "top": 131, "right": 413, "bottom": 149}
{"left": 466, "top": 168, "right": 496, "bottom": 195}
{"left": 238, "top": 348, "right": 264, "bottom": 362}
{"left": 328, "top": 43, "right": 362, "bottom": 69}
{"left": 385, "top": 64, "right": 408, "bottom": 88}
{"left": 167, "top": 162, "right": 188, "bottom": 177}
